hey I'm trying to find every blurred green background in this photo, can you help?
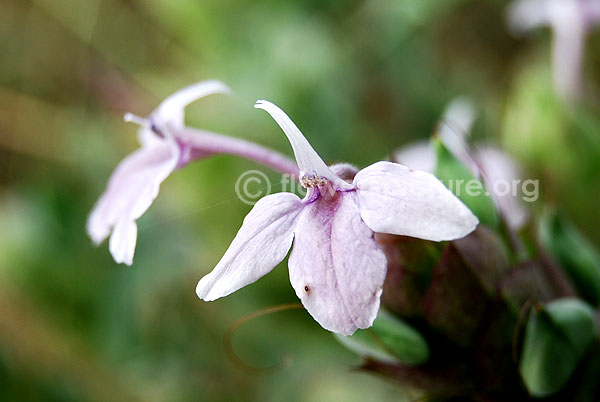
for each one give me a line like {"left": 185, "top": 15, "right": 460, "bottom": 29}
{"left": 1, "top": 0, "right": 600, "bottom": 400}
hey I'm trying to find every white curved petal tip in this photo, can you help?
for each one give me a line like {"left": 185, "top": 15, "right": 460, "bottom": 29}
{"left": 203, "top": 79, "right": 232, "bottom": 94}
{"left": 195, "top": 277, "right": 210, "bottom": 301}
{"left": 196, "top": 276, "right": 222, "bottom": 302}
{"left": 177, "top": 80, "right": 232, "bottom": 98}
{"left": 254, "top": 100, "right": 353, "bottom": 190}
{"left": 86, "top": 223, "right": 108, "bottom": 246}
{"left": 254, "top": 99, "right": 270, "bottom": 109}
{"left": 154, "top": 80, "right": 232, "bottom": 124}
{"left": 165, "top": 80, "right": 231, "bottom": 104}
{"left": 108, "top": 220, "right": 137, "bottom": 266}
{"left": 505, "top": 0, "right": 549, "bottom": 35}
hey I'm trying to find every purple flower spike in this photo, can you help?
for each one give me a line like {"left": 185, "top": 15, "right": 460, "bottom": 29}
{"left": 196, "top": 101, "right": 478, "bottom": 335}
{"left": 87, "top": 80, "right": 230, "bottom": 265}
{"left": 506, "top": 0, "right": 600, "bottom": 102}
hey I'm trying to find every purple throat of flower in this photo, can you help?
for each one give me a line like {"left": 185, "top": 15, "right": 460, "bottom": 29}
{"left": 300, "top": 164, "right": 360, "bottom": 204}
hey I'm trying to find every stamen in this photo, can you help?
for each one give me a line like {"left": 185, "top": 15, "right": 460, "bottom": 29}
{"left": 300, "top": 173, "right": 328, "bottom": 189}
{"left": 123, "top": 113, "right": 148, "bottom": 126}
{"left": 124, "top": 113, "right": 165, "bottom": 138}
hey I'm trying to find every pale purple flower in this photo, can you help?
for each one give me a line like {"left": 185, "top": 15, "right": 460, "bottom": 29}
{"left": 87, "top": 80, "right": 231, "bottom": 265}
{"left": 196, "top": 100, "right": 478, "bottom": 335}
{"left": 394, "top": 98, "right": 528, "bottom": 230}
{"left": 506, "top": 0, "right": 600, "bottom": 101}
{"left": 474, "top": 147, "right": 529, "bottom": 230}
{"left": 395, "top": 97, "right": 476, "bottom": 174}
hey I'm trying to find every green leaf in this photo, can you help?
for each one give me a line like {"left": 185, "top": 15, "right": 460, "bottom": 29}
{"left": 433, "top": 137, "right": 499, "bottom": 228}
{"left": 539, "top": 211, "right": 600, "bottom": 306}
{"left": 519, "top": 299, "right": 596, "bottom": 397}
{"left": 335, "top": 310, "right": 429, "bottom": 365}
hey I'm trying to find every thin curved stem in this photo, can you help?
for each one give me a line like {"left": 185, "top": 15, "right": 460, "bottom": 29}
{"left": 224, "top": 303, "right": 303, "bottom": 374}
{"left": 180, "top": 128, "right": 299, "bottom": 177}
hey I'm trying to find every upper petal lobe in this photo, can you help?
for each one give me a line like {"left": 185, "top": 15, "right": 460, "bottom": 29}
{"left": 354, "top": 161, "right": 478, "bottom": 241}
{"left": 254, "top": 100, "right": 353, "bottom": 190}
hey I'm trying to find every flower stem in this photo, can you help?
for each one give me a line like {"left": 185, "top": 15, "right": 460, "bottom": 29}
{"left": 180, "top": 128, "right": 299, "bottom": 177}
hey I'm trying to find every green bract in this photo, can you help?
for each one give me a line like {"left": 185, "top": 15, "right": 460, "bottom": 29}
{"left": 540, "top": 210, "right": 600, "bottom": 306}
{"left": 519, "top": 299, "right": 596, "bottom": 397}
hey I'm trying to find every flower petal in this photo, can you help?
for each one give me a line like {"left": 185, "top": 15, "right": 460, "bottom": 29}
{"left": 254, "top": 100, "right": 353, "bottom": 190}
{"left": 583, "top": 1, "right": 600, "bottom": 27}
{"left": 395, "top": 98, "right": 476, "bottom": 174}
{"left": 196, "top": 192, "right": 303, "bottom": 301}
{"left": 437, "top": 97, "right": 476, "bottom": 166}
{"left": 393, "top": 141, "right": 436, "bottom": 173}
{"left": 354, "top": 161, "right": 478, "bottom": 241}
{"left": 86, "top": 139, "right": 179, "bottom": 262}
{"left": 506, "top": 0, "right": 550, "bottom": 34}
{"left": 153, "top": 80, "right": 231, "bottom": 129}
{"left": 288, "top": 192, "right": 387, "bottom": 335}
{"left": 552, "top": 22, "right": 584, "bottom": 101}
{"left": 109, "top": 219, "right": 137, "bottom": 266}
{"left": 476, "top": 147, "right": 528, "bottom": 229}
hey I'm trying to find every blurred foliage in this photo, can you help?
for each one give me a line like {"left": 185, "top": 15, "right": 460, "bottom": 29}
{"left": 519, "top": 299, "right": 596, "bottom": 397}
{"left": 434, "top": 137, "right": 499, "bottom": 228}
{"left": 1, "top": 0, "right": 600, "bottom": 400}
{"left": 540, "top": 210, "right": 600, "bottom": 306}
{"left": 335, "top": 310, "right": 429, "bottom": 366}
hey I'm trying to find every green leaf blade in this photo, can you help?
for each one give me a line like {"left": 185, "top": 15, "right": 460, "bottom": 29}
{"left": 336, "top": 310, "right": 429, "bottom": 366}
{"left": 519, "top": 299, "right": 596, "bottom": 397}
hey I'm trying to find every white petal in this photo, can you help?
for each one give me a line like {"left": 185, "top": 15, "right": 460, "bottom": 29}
{"left": 438, "top": 97, "right": 476, "bottom": 165}
{"left": 288, "top": 192, "right": 387, "bottom": 335}
{"left": 153, "top": 80, "right": 231, "bottom": 129}
{"left": 354, "top": 161, "right": 478, "bottom": 241}
{"left": 196, "top": 192, "right": 303, "bottom": 301}
{"left": 552, "top": 24, "right": 584, "bottom": 101}
{"left": 109, "top": 219, "right": 137, "bottom": 266}
{"left": 254, "top": 100, "right": 353, "bottom": 190}
{"left": 86, "top": 140, "right": 179, "bottom": 262}
{"left": 476, "top": 147, "right": 528, "bottom": 229}
{"left": 393, "top": 141, "right": 436, "bottom": 173}
{"left": 137, "top": 126, "right": 164, "bottom": 149}
{"left": 506, "top": 0, "right": 551, "bottom": 34}
{"left": 584, "top": 1, "right": 600, "bottom": 26}
{"left": 394, "top": 98, "right": 476, "bottom": 175}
